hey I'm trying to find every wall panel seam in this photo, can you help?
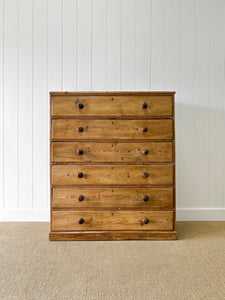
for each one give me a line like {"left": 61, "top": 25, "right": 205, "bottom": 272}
{"left": 120, "top": 0, "right": 122, "bottom": 91}
{"left": 17, "top": 0, "right": 19, "bottom": 209}
{"left": 2, "top": 0, "right": 5, "bottom": 210}
{"left": 208, "top": 0, "right": 212, "bottom": 207}
{"left": 90, "top": 0, "right": 93, "bottom": 90}
{"left": 61, "top": 0, "right": 63, "bottom": 90}
{"left": 31, "top": 0, "right": 34, "bottom": 210}
{"left": 76, "top": 0, "right": 78, "bottom": 90}
{"left": 194, "top": 0, "right": 197, "bottom": 209}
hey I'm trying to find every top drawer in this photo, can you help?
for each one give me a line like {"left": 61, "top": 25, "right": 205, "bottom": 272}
{"left": 51, "top": 95, "right": 173, "bottom": 118}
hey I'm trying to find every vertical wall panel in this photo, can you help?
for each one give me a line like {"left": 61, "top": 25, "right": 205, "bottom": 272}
{"left": 33, "top": 0, "right": 48, "bottom": 209}
{"left": 195, "top": 0, "right": 210, "bottom": 208}
{"left": 135, "top": 0, "right": 151, "bottom": 90}
{"left": 1, "top": 0, "right": 225, "bottom": 220}
{"left": 179, "top": 0, "right": 196, "bottom": 208}
{"left": 0, "top": 0, "right": 3, "bottom": 210}
{"left": 3, "top": 0, "right": 18, "bottom": 209}
{"left": 92, "top": 0, "right": 107, "bottom": 90}
{"left": 47, "top": 0, "right": 62, "bottom": 209}
{"left": 165, "top": 0, "right": 180, "bottom": 91}
{"left": 209, "top": 0, "right": 225, "bottom": 208}
{"left": 151, "top": 0, "right": 166, "bottom": 90}
{"left": 121, "top": 0, "right": 136, "bottom": 90}
{"left": 48, "top": 0, "right": 62, "bottom": 91}
{"left": 77, "top": 0, "right": 92, "bottom": 90}
{"left": 165, "top": 0, "right": 180, "bottom": 206}
{"left": 62, "top": 0, "right": 77, "bottom": 90}
{"left": 18, "top": 0, "right": 33, "bottom": 209}
{"left": 106, "top": 0, "right": 121, "bottom": 90}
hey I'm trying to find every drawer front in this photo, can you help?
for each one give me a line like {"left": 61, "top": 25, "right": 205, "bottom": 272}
{"left": 52, "top": 142, "right": 173, "bottom": 163}
{"left": 52, "top": 96, "right": 173, "bottom": 117}
{"left": 52, "top": 165, "right": 174, "bottom": 186}
{"left": 52, "top": 119, "right": 173, "bottom": 140}
{"left": 52, "top": 187, "right": 174, "bottom": 208}
{"left": 52, "top": 210, "right": 174, "bottom": 231}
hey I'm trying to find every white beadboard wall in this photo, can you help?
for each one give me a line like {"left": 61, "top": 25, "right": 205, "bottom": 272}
{"left": 0, "top": 0, "right": 225, "bottom": 221}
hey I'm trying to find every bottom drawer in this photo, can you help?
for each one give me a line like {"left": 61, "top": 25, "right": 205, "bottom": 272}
{"left": 52, "top": 210, "right": 173, "bottom": 231}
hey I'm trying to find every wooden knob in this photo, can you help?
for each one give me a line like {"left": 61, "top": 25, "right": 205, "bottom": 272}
{"left": 143, "top": 217, "right": 149, "bottom": 224}
{"left": 142, "top": 127, "right": 148, "bottom": 132}
{"left": 142, "top": 102, "right": 148, "bottom": 109}
{"left": 142, "top": 149, "right": 149, "bottom": 155}
{"left": 77, "top": 103, "right": 84, "bottom": 109}
{"left": 78, "top": 195, "right": 84, "bottom": 201}
{"left": 142, "top": 172, "right": 149, "bottom": 178}
{"left": 77, "top": 126, "right": 83, "bottom": 132}
{"left": 142, "top": 195, "right": 149, "bottom": 202}
{"left": 77, "top": 149, "right": 83, "bottom": 155}
{"left": 78, "top": 218, "right": 84, "bottom": 224}
{"left": 77, "top": 172, "right": 83, "bottom": 178}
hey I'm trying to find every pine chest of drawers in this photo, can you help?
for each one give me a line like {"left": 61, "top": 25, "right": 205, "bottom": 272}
{"left": 49, "top": 91, "right": 177, "bottom": 240}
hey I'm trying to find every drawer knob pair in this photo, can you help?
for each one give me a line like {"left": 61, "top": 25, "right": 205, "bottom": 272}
{"left": 78, "top": 217, "right": 149, "bottom": 225}
{"left": 78, "top": 172, "right": 149, "bottom": 178}
{"left": 78, "top": 194, "right": 148, "bottom": 202}
{"left": 78, "top": 126, "right": 147, "bottom": 133}
{"left": 78, "top": 148, "right": 148, "bottom": 155}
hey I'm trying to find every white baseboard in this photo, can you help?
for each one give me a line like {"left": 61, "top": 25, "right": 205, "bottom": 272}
{"left": 0, "top": 208, "right": 224, "bottom": 222}
{"left": 176, "top": 208, "right": 225, "bottom": 221}
{"left": 0, "top": 209, "right": 50, "bottom": 221}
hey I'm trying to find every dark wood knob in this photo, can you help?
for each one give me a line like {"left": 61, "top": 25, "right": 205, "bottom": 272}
{"left": 142, "top": 149, "right": 149, "bottom": 155}
{"left": 77, "top": 126, "right": 83, "bottom": 132}
{"left": 142, "top": 127, "right": 148, "bottom": 132}
{"left": 142, "top": 102, "right": 148, "bottom": 109}
{"left": 77, "top": 149, "right": 83, "bottom": 155}
{"left": 142, "top": 195, "right": 149, "bottom": 202}
{"left": 77, "top": 172, "right": 83, "bottom": 178}
{"left": 142, "top": 172, "right": 149, "bottom": 178}
{"left": 77, "top": 103, "right": 84, "bottom": 109}
{"left": 143, "top": 217, "right": 149, "bottom": 224}
{"left": 78, "top": 195, "right": 84, "bottom": 201}
{"left": 78, "top": 218, "right": 84, "bottom": 224}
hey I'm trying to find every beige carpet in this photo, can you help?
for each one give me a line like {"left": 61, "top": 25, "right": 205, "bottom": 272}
{"left": 0, "top": 222, "right": 224, "bottom": 300}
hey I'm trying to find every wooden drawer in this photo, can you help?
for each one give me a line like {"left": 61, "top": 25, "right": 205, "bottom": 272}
{"left": 52, "top": 210, "right": 174, "bottom": 231}
{"left": 52, "top": 142, "right": 173, "bottom": 163}
{"left": 52, "top": 187, "right": 174, "bottom": 209}
{"left": 52, "top": 95, "right": 173, "bottom": 117}
{"left": 52, "top": 164, "right": 174, "bottom": 186}
{"left": 52, "top": 119, "right": 173, "bottom": 140}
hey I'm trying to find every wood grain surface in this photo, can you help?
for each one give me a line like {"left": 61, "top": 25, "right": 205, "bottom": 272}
{"left": 52, "top": 95, "right": 173, "bottom": 117}
{"left": 49, "top": 91, "right": 176, "bottom": 240}
{"left": 52, "top": 119, "right": 173, "bottom": 140}
{"left": 52, "top": 164, "right": 174, "bottom": 186}
{"left": 49, "top": 230, "right": 178, "bottom": 240}
{"left": 52, "top": 142, "right": 173, "bottom": 163}
{"left": 52, "top": 210, "right": 174, "bottom": 231}
{"left": 52, "top": 187, "right": 174, "bottom": 209}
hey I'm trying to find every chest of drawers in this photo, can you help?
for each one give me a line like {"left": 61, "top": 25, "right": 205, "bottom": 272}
{"left": 49, "top": 92, "right": 177, "bottom": 240}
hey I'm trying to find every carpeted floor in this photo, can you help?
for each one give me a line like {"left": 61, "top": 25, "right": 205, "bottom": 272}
{"left": 0, "top": 222, "right": 224, "bottom": 300}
